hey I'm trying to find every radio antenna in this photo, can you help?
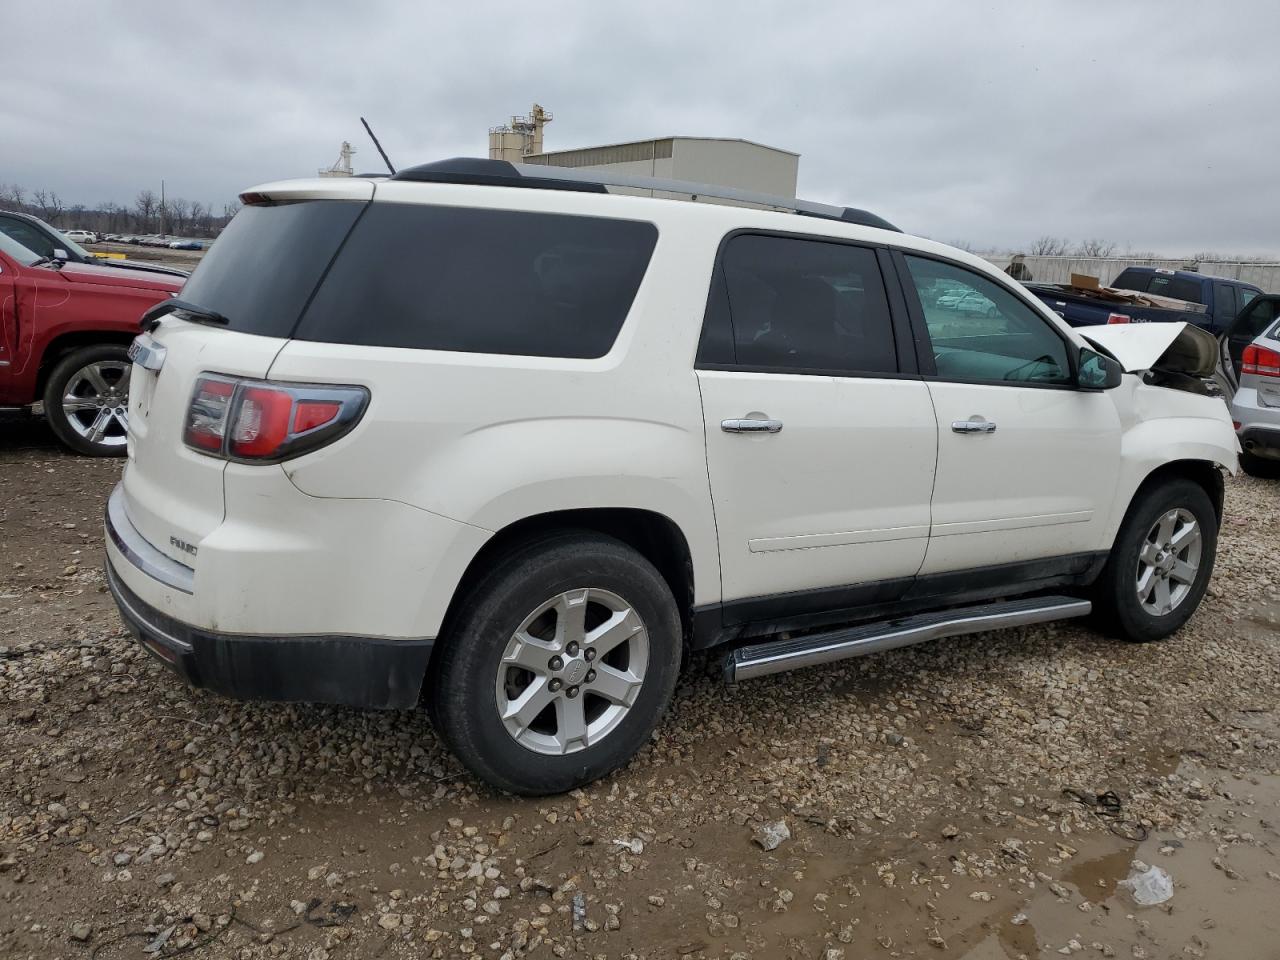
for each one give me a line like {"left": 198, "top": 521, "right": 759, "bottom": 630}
{"left": 360, "top": 117, "right": 396, "bottom": 175}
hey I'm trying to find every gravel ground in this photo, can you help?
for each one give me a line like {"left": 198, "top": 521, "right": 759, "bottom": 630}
{"left": 2, "top": 416, "right": 1278, "bottom": 960}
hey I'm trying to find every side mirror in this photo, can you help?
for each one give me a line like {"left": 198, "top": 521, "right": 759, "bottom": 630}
{"left": 1077, "top": 347, "right": 1123, "bottom": 391}
{"left": 52, "top": 248, "right": 69, "bottom": 262}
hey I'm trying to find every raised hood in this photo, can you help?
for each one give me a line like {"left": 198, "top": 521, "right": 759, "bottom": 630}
{"left": 1080, "top": 322, "right": 1218, "bottom": 377}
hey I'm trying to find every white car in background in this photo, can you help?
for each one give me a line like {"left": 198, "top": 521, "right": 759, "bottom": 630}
{"left": 62, "top": 229, "right": 98, "bottom": 244}
{"left": 105, "top": 158, "right": 1237, "bottom": 795}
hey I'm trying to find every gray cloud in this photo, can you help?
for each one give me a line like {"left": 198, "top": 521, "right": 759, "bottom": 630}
{"left": 4, "top": 0, "right": 1278, "bottom": 254}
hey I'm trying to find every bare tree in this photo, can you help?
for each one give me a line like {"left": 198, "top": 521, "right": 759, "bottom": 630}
{"left": 1029, "top": 235, "right": 1069, "bottom": 257}
{"left": 0, "top": 183, "right": 29, "bottom": 212}
{"left": 134, "top": 190, "right": 158, "bottom": 233}
{"left": 168, "top": 198, "right": 191, "bottom": 235}
{"left": 32, "top": 189, "right": 65, "bottom": 224}
{"left": 189, "top": 201, "right": 209, "bottom": 236}
{"left": 1074, "top": 238, "right": 1117, "bottom": 258}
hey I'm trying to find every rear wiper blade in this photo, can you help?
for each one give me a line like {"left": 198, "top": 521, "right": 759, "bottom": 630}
{"left": 141, "top": 298, "right": 229, "bottom": 331}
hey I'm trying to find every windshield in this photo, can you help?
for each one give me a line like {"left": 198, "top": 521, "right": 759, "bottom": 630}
{"left": 0, "top": 230, "right": 40, "bottom": 266}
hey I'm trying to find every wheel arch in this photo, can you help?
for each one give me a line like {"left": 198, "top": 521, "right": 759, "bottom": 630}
{"left": 1103, "top": 459, "right": 1226, "bottom": 566}
{"left": 436, "top": 507, "right": 697, "bottom": 654}
{"left": 36, "top": 331, "right": 135, "bottom": 401}
{"left": 1130, "top": 459, "right": 1226, "bottom": 523}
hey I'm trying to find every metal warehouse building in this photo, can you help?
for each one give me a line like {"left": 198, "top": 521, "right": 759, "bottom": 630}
{"left": 489, "top": 105, "right": 799, "bottom": 198}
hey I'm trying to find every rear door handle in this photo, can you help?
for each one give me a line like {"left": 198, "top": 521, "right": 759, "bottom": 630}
{"left": 722, "top": 418, "right": 783, "bottom": 434}
{"left": 951, "top": 417, "right": 996, "bottom": 435}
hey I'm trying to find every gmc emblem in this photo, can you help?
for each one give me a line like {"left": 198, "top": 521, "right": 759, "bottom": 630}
{"left": 169, "top": 536, "right": 198, "bottom": 557}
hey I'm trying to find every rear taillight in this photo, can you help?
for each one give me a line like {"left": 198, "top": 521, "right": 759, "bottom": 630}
{"left": 183, "top": 375, "right": 368, "bottom": 462}
{"left": 1106, "top": 313, "right": 1131, "bottom": 325}
{"left": 1242, "top": 345, "right": 1280, "bottom": 378}
{"left": 184, "top": 377, "right": 236, "bottom": 452}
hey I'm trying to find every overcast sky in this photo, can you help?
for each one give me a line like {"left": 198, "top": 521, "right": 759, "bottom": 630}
{"left": 4, "top": 1, "right": 1278, "bottom": 255}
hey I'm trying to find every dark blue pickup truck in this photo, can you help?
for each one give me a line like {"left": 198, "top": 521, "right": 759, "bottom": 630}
{"left": 1025, "top": 267, "right": 1264, "bottom": 332}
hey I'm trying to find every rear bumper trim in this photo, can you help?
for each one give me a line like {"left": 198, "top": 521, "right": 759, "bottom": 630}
{"left": 1240, "top": 423, "right": 1280, "bottom": 455}
{"left": 105, "top": 483, "right": 195, "bottom": 594}
{"left": 105, "top": 557, "right": 434, "bottom": 710}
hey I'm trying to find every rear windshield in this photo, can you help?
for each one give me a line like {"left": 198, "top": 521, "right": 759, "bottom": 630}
{"left": 295, "top": 203, "right": 658, "bottom": 359}
{"left": 1112, "top": 269, "right": 1204, "bottom": 304}
{"left": 178, "top": 200, "right": 365, "bottom": 337}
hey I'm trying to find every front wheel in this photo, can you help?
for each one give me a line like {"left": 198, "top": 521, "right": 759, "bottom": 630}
{"left": 1092, "top": 477, "right": 1218, "bottom": 642}
{"left": 428, "top": 533, "right": 683, "bottom": 795}
{"left": 42, "top": 344, "right": 131, "bottom": 456}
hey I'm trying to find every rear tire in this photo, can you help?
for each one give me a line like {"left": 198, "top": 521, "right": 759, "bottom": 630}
{"left": 1241, "top": 451, "right": 1280, "bottom": 479}
{"left": 1092, "top": 477, "right": 1218, "bottom": 643}
{"left": 428, "top": 532, "right": 682, "bottom": 795}
{"left": 42, "top": 344, "right": 131, "bottom": 457}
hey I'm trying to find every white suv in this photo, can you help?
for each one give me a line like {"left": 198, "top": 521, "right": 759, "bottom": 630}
{"left": 106, "top": 158, "right": 1237, "bottom": 795}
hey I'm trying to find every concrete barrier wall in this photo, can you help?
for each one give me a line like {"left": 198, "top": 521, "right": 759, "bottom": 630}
{"left": 983, "top": 256, "right": 1280, "bottom": 292}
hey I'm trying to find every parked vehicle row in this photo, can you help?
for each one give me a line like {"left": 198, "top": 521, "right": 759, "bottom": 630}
{"left": 0, "top": 211, "right": 190, "bottom": 279}
{"left": 102, "top": 158, "right": 1239, "bottom": 796}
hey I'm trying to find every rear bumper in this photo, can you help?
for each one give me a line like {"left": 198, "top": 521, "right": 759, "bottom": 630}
{"left": 105, "top": 549, "right": 433, "bottom": 711}
{"left": 1240, "top": 423, "right": 1280, "bottom": 460}
{"left": 1232, "top": 391, "right": 1280, "bottom": 459}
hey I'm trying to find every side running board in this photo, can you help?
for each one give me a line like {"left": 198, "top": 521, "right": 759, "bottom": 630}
{"left": 725, "top": 595, "right": 1091, "bottom": 682}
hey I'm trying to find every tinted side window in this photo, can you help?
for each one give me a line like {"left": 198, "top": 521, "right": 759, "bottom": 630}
{"left": 903, "top": 256, "right": 1072, "bottom": 386}
{"left": 298, "top": 204, "right": 657, "bottom": 359}
{"left": 716, "top": 234, "right": 897, "bottom": 374}
{"left": 0, "top": 218, "right": 54, "bottom": 259}
{"left": 1238, "top": 288, "right": 1259, "bottom": 310}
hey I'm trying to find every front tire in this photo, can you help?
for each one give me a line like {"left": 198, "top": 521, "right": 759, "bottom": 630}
{"left": 428, "top": 533, "right": 683, "bottom": 795}
{"left": 42, "top": 344, "right": 131, "bottom": 457}
{"left": 1093, "top": 477, "right": 1218, "bottom": 642}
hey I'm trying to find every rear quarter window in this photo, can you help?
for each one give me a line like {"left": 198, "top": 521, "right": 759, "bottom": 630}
{"left": 296, "top": 203, "right": 658, "bottom": 359}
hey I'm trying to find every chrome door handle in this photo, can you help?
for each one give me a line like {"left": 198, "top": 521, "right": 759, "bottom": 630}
{"left": 722, "top": 418, "right": 783, "bottom": 434}
{"left": 952, "top": 417, "right": 996, "bottom": 435}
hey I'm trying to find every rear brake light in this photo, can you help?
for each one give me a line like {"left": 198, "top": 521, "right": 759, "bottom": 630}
{"left": 1106, "top": 313, "right": 1131, "bottom": 325}
{"left": 183, "top": 377, "right": 235, "bottom": 451}
{"left": 1242, "top": 344, "right": 1280, "bottom": 378}
{"left": 183, "top": 376, "right": 368, "bottom": 462}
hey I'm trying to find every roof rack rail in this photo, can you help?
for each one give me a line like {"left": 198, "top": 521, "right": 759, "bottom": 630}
{"left": 391, "top": 158, "right": 901, "bottom": 232}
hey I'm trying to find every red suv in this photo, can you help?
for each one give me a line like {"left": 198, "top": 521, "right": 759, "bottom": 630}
{"left": 1, "top": 231, "right": 182, "bottom": 455}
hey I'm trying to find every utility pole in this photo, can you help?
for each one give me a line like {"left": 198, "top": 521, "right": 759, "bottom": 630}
{"left": 160, "top": 179, "right": 167, "bottom": 237}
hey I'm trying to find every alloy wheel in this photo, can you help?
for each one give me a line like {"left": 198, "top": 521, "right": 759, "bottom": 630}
{"left": 61, "top": 360, "right": 131, "bottom": 449}
{"left": 495, "top": 588, "right": 649, "bottom": 756}
{"left": 1135, "top": 508, "right": 1202, "bottom": 616}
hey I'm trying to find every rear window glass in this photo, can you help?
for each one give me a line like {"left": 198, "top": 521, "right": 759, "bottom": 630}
{"left": 296, "top": 203, "right": 658, "bottom": 359}
{"left": 178, "top": 200, "right": 366, "bottom": 337}
{"left": 1113, "top": 269, "right": 1204, "bottom": 304}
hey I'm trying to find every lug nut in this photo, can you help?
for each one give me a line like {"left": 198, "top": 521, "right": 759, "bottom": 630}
{"left": 566, "top": 685, "right": 579, "bottom": 698}
{"left": 585, "top": 669, "right": 596, "bottom": 683}
{"left": 567, "top": 641, "right": 580, "bottom": 656}
{"left": 584, "top": 647, "right": 596, "bottom": 662}
{"left": 549, "top": 678, "right": 563, "bottom": 692}
{"left": 549, "top": 656, "right": 563, "bottom": 671}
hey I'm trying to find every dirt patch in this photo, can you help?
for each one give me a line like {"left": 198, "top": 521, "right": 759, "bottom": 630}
{"left": 2, "top": 416, "right": 1279, "bottom": 959}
